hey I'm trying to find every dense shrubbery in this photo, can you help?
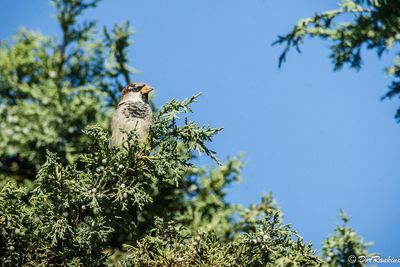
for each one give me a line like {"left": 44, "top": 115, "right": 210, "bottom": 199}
{"left": 0, "top": 0, "right": 375, "bottom": 266}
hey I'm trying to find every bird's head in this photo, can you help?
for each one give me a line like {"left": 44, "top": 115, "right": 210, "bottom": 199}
{"left": 120, "top": 82, "right": 153, "bottom": 103}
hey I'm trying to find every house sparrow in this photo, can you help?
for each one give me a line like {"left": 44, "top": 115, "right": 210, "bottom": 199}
{"left": 111, "top": 82, "right": 153, "bottom": 146}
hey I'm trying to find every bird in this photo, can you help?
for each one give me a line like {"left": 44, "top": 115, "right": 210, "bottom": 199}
{"left": 111, "top": 82, "right": 153, "bottom": 147}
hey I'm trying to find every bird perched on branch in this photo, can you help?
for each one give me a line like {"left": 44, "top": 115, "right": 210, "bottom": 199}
{"left": 111, "top": 82, "right": 153, "bottom": 146}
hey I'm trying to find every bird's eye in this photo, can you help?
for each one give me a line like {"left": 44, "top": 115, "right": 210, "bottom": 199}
{"left": 129, "top": 84, "right": 143, "bottom": 92}
{"left": 125, "top": 83, "right": 145, "bottom": 94}
{"left": 127, "top": 85, "right": 138, "bottom": 92}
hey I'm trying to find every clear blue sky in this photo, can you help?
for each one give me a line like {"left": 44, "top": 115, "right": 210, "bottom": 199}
{"left": 1, "top": 0, "right": 399, "bottom": 257}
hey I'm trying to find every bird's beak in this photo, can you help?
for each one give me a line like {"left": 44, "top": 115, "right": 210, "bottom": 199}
{"left": 140, "top": 85, "right": 153, "bottom": 95}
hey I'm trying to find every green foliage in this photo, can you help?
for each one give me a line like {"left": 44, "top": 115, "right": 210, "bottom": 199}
{"left": 275, "top": 0, "right": 400, "bottom": 121}
{"left": 0, "top": 0, "right": 376, "bottom": 266}
{"left": 123, "top": 213, "right": 322, "bottom": 267}
{"left": 0, "top": 93, "right": 223, "bottom": 265}
{"left": 322, "top": 210, "right": 375, "bottom": 267}
{"left": 0, "top": 0, "right": 133, "bottom": 180}
{"left": 174, "top": 156, "right": 242, "bottom": 239}
{"left": 0, "top": 95, "right": 330, "bottom": 266}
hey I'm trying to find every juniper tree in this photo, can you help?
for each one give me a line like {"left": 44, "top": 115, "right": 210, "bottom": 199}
{"left": 0, "top": 0, "right": 131, "bottom": 181}
{"left": 274, "top": 0, "right": 400, "bottom": 122}
{"left": 0, "top": 0, "right": 374, "bottom": 266}
{"left": 321, "top": 211, "right": 375, "bottom": 267}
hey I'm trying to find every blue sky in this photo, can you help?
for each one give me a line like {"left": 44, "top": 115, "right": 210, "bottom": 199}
{"left": 1, "top": 0, "right": 399, "bottom": 257}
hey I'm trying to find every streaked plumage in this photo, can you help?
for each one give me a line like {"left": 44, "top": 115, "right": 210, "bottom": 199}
{"left": 111, "top": 82, "right": 153, "bottom": 146}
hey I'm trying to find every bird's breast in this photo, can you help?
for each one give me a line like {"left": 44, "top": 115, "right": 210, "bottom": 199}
{"left": 111, "top": 101, "right": 152, "bottom": 146}
{"left": 120, "top": 101, "right": 151, "bottom": 120}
